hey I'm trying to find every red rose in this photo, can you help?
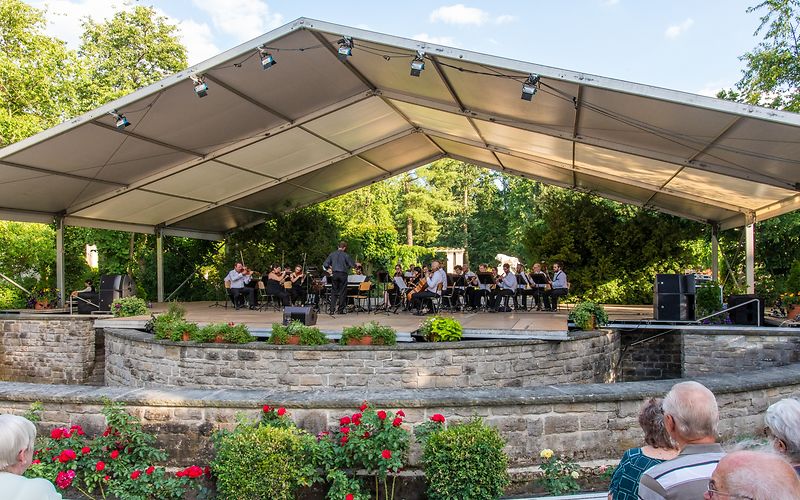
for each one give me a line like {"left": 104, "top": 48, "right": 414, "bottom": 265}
{"left": 382, "top": 449, "right": 392, "bottom": 459}
{"left": 186, "top": 465, "right": 204, "bottom": 478}
{"left": 102, "top": 428, "right": 111, "bottom": 437}
{"left": 352, "top": 413, "right": 362, "bottom": 425}
{"left": 95, "top": 461, "right": 106, "bottom": 471}
{"left": 146, "top": 466, "right": 155, "bottom": 475}
{"left": 392, "top": 417, "right": 402, "bottom": 427}
{"left": 346, "top": 495, "right": 354, "bottom": 500}
{"left": 70, "top": 425, "right": 85, "bottom": 436}
{"left": 62, "top": 430, "right": 72, "bottom": 439}
{"left": 340, "top": 435, "right": 348, "bottom": 444}
{"left": 396, "top": 410, "right": 405, "bottom": 417}
{"left": 377, "top": 410, "right": 387, "bottom": 420}
{"left": 340, "top": 426, "right": 350, "bottom": 434}
{"left": 340, "top": 416, "right": 351, "bottom": 426}
{"left": 431, "top": 413, "right": 445, "bottom": 423}
{"left": 103, "top": 475, "right": 110, "bottom": 481}
{"left": 176, "top": 470, "right": 186, "bottom": 478}
{"left": 359, "top": 402, "right": 368, "bottom": 412}
{"left": 277, "top": 407, "right": 286, "bottom": 416}
{"left": 363, "top": 431, "right": 370, "bottom": 438}
{"left": 50, "top": 428, "right": 64, "bottom": 440}
{"left": 55, "top": 470, "right": 76, "bottom": 489}
{"left": 131, "top": 470, "right": 141, "bottom": 480}
{"left": 110, "top": 450, "right": 119, "bottom": 459}
{"left": 204, "top": 466, "right": 211, "bottom": 477}
{"left": 81, "top": 446, "right": 90, "bottom": 455}
{"left": 31, "top": 459, "right": 40, "bottom": 464}
{"left": 262, "top": 405, "right": 271, "bottom": 413}
{"left": 58, "top": 449, "right": 77, "bottom": 463}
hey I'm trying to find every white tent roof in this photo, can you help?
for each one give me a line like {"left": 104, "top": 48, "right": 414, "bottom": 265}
{"left": 1, "top": 17, "right": 798, "bottom": 240}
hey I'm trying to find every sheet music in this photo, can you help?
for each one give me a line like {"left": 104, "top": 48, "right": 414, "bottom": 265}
{"left": 394, "top": 276, "right": 406, "bottom": 289}
{"left": 348, "top": 274, "right": 367, "bottom": 283}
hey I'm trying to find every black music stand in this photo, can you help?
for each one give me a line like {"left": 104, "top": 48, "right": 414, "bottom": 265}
{"left": 208, "top": 280, "right": 226, "bottom": 308}
{"left": 477, "top": 273, "right": 495, "bottom": 310}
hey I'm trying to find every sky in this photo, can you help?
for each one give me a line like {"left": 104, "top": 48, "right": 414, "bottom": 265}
{"left": 25, "top": 0, "right": 762, "bottom": 97}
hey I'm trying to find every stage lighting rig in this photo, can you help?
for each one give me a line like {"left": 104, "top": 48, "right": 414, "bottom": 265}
{"left": 259, "top": 47, "right": 276, "bottom": 69}
{"left": 109, "top": 110, "right": 129, "bottom": 129}
{"left": 337, "top": 36, "right": 353, "bottom": 61}
{"left": 410, "top": 51, "right": 425, "bottom": 77}
{"left": 191, "top": 75, "right": 208, "bottom": 98}
{"left": 521, "top": 74, "right": 540, "bottom": 101}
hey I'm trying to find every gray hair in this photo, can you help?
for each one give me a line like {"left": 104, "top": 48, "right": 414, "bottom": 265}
{"left": 719, "top": 451, "right": 800, "bottom": 500}
{"left": 765, "top": 398, "right": 800, "bottom": 462}
{"left": 0, "top": 414, "right": 36, "bottom": 470}
{"left": 661, "top": 381, "right": 718, "bottom": 440}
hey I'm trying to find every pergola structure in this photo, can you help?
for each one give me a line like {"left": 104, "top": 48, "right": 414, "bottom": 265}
{"left": 1, "top": 18, "right": 798, "bottom": 305}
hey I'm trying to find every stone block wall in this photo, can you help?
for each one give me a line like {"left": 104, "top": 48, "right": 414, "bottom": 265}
{"left": 0, "top": 315, "right": 97, "bottom": 384}
{"left": 683, "top": 330, "right": 800, "bottom": 376}
{"left": 618, "top": 330, "right": 682, "bottom": 381}
{"left": 2, "top": 363, "right": 799, "bottom": 467}
{"left": 104, "top": 329, "right": 619, "bottom": 391}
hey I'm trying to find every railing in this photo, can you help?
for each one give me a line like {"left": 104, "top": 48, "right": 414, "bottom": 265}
{"left": 694, "top": 297, "right": 761, "bottom": 327}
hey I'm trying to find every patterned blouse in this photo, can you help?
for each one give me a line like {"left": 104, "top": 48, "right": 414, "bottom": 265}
{"left": 609, "top": 448, "right": 668, "bottom": 500}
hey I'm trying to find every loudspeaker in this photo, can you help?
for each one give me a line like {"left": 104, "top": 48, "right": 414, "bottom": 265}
{"left": 682, "top": 274, "right": 696, "bottom": 295}
{"left": 655, "top": 274, "right": 696, "bottom": 294}
{"left": 99, "top": 274, "right": 121, "bottom": 292}
{"left": 99, "top": 289, "right": 122, "bottom": 311}
{"left": 283, "top": 306, "right": 317, "bottom": 326}
{"left": 727, "top": 294, "right": 764, "bottom": 326}
{"left": 654, "top": 293, "right": 695, "bottom": 321}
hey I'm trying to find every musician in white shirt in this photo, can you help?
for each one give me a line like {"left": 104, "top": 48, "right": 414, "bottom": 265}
{"left": 491, "top": 263, "right": 517, "bottom": 311}
{"left": 546, "top": 262, "right": 569, "bottom": 311}
{"left": 224, "top": 263, "right": 255, "bottom": 309}
{"left": 411, "top": 260, "right": 446, "bottom": 315}
{"left": 513, "top": 263, "right": 533, "bottom": 310}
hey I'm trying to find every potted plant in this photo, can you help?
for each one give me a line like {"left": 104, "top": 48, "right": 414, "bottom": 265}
{"left": 419, "top": 316, "right": 463, "bottom": 342}
{"left": 269, "top": 323, "right": 291, "bottom": 345}
{"left": 111, "top": 296, "right": 148, "bottom": 317}
{"left": 196, "top": 322, "right": 254, "bottom": 344}
{"left": 298, "top": 325, "right": 328, "bottom": 346}
{"left": 27, "top": 286, "right": 59, "bottom": 309}
{"left": 339, "top": 325, "right": 366, "bottom": 346}
{"left": 364, "top": 321, "right": 397, "bottom": 346}
{"left": 782, "top": 292, "right": 800, "bottom": 321}
{"left": 568, "top": 302, "right": 609, "bottom": 330}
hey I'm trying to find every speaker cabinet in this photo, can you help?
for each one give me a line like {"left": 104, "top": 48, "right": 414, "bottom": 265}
{"left": 655, "top": 274, "right": 696, "bottom": 294}
{"left": 654, "top": 293, "right": 695, "bottom": 321}
{"left": 99, "top": 289, "right": 122, "bottom": 311}
{"left": 283, "top": 306, "right": 317, "bottom": 326}
{"left": 727, "top": 294, "right": 764, "bottom": 325}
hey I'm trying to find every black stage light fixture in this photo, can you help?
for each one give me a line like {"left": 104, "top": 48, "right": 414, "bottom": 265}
{"left": 410, "top": 51, "right": 425, "bottom": 77}
{"left": 259, "top": 47, "right": 276, "bottom": 69}
{"left": 191, "top": 75, "right": 208, "bottom": 97}
{"left": 521, "top": 73, "right": 540, "bottom": 101}
{"left": 337, "top": 36, "right": 353, "bottom": 61}
{"left": 109, "top": 110, "right": 129, "bottom": 129}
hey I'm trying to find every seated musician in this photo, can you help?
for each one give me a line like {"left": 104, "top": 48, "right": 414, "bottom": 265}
{"left": 449, "top": 265, "right": 466, "bottom": 309}
{"left": 385, "top": 264, "right": 404, "bottom": 307}
{"left": 547, "top": 262, "right": 569, "bottom": 311}
{"left": 491, "top": 263, "right": 517, "bottom": 312}
{"left": 289, "top": 265, "right": 306, "bottom": 305}
{"left": 465, "top": 264, "right": 489, "bottom": 310}
{"left": 528, "top": 263, "right": 550, "bottom": 311}
{"left": 225, "top": 262, "right": 255, "bottom": 310}
{"left": 264, "top": 263, "right": 291, "bottom": 306}
{"left": 411, "top": 260, "right": 446, "bottom": 315}
{"left": 514, "top": 263, "right": 534, "bottom": 310}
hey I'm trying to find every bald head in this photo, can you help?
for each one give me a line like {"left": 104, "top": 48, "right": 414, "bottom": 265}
{"left": 709, "top": 451, "right": 800, "bottom": 500}
{"left": 662, "top": 381, "right": 719, "bottom": 443}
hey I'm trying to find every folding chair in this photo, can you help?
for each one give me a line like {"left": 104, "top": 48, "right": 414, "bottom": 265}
{"left": 352, "top": 281, "right": 373, "bottom": 314}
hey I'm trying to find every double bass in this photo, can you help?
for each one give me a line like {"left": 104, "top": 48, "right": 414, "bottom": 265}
{"left": 407, "top": 275, "right": 427, "bottom": 301}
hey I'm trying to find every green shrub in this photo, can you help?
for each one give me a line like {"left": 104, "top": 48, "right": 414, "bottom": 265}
{"left": 419, "top": 316, "right": 463, "bottom": 342}
{"left": 421, "top": 418, "right": 509, "bottom": 499}
{"left": 339, "top": 325, "right": 365, "bottom": 345}
{"left": 154, "top": 318, "right": 198, "bottom": 341}
{"left": 696, "top": 281, "right": 724, "bottom": 321}
{"left": 568, "top": 302, "right": 608, "bottom": 330}
{"left": 212, "top": 423, "right": 319, "bottom": 500}
{"left": 299, "top": 325, "right": 328, "bottom": 345}
{"left": 537, "top": 449, "right": 581, "bottom": 495}
{"left": 194, "top": 322, "right": 254, "bottom": 343}
{"left": 269, "top": 322, "right": 290, "bottom": 344}
{"left": 111, "top": 296, "right": 148, "bottom": 317}
{"left": 363, "top": 321, "right": 397, "bottom": 346}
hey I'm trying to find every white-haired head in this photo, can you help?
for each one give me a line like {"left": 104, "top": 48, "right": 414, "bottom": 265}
{"left": 710, "top": 450, "right": 800, "bottom": 500}
{"left": 765, "top": 398, "right": 800, "bottom": 463}
{"left": 662, "top": 381, "right": 719, "bottom": 442}
{"left": 0, "top": 414, "right": 37, "bottom": 472}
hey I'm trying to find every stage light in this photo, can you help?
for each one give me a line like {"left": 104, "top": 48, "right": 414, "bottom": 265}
{"left": 109, "top": 110, "right": 129, "bottom": 129}
{"left": 521, "top": 74, "right": 540, "bottom": 101}
{"left": 259, "top": 47, "right": 276, "bottom": 69}
{"left": 190, "top": 75, "right": 208, "bottom": 98}
{"left": 410, "top": 51, "right": 425, "bottom": 77}
{"left": 337, "top": 36, "right": 353, "bottom": 61}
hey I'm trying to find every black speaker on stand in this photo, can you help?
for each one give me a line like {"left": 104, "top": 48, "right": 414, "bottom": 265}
{"left": 654, "top": 274, "right": 695, "bottom": 321}
{"left": 283, "top": 306, "right": 317, "bottom": 326}
{"left": 727, "top": 294, "right": 764, "bottom": 325}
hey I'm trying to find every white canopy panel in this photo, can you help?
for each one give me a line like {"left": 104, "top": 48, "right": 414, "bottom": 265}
{"left": 1, "top": 17, "right": 799, "bottom": 239}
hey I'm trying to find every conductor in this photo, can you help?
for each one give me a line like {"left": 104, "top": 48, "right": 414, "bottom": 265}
{"left": 323, "top": 241, "right": 355, "bottom": 315}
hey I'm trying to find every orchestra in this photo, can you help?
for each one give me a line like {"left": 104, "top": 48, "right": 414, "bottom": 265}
{"left": 223, "top": 248, "right": 568, "bottom": 315}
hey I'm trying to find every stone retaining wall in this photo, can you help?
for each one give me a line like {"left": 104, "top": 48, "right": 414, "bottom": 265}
{"left": 2, "top": 363, "right": 799, "bottom": 467}
{"left": 0, "top": 315, "right": 97, "bottom": 384}
{"left": 104, "top": 329, "right": 620, "bottom": 390}
{"left": 683, "top": 329, "right": 800, "bottom": 376}
{"left": 618, "top": 330, "right": 682, "bottom": 381}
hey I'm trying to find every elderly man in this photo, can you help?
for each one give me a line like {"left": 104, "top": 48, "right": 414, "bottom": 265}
{"left": 704, "top": 450, "right": 800, "bottom": 500}
{"left": 0, "top": 414, "right": 62, "bottom": 499}
{"left": 764, "top": 398, "right": 800, "bottom": 474}
{"left": 638, "top": 381, "right": 725, "bottom": 499}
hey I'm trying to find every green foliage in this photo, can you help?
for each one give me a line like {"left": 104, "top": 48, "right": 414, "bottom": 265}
{"left": 339, "top": 325, "right": 367, "bottom": 345}
{"left": 0, "top": 221, "right": 56, "bottom": 309}
{"left": 299, "top": 325, "right": 328, "bottom": 345}
{"left": 268, "top": 322, "right": 291, "bottom": 345}
{"left": 195, "top": 323, "right": 254, "bottom": 344}
{"left": 421, "top": 418, "right": 509, "bottom": 500}
{"left": 568, "top": 302, "right": 609, "bottom": 330}
{"left": 111, "top": 296, "right": 148, "bottom": 317}
{"left": 211, "top": 422, "right": 319, "bottom": 500}
{"left": 268, "top": 320, "right": 325, "bottom": 345}
{"left": 23, "top": 401, "right": 43, "bottom": 423}
{"left": 362, "top": 321, "right": 397, "bottom": 346}
{"left": 153, "top": 317, "right": 198, "bottom": 342}
{"left": 537, "top": 449, "right": 581, "bottom": 496}
{"left": 325, "top": 470, "right": 370, "bottom": 500}
{"left": 419, "top": 316, "right": 463, "bottom": 342}
{"left": 696, "top": 281, "right": 724, "bottom": 320}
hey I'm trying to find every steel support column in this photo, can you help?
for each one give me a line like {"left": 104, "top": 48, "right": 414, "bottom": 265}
{"left": 711, "top": 224, "right": 719, "bottom": 282}
{"left": 56, "top": 216, "right": 65, "bottom": 307}
{"left": 745, "top": 222, "right": 755, "bottom": 294}
{"left": 156, "top": 228, "right": 164, "bottom": 303}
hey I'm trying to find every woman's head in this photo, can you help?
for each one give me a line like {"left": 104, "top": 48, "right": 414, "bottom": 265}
{"left": 0, "top": 414, "right": 37, "bottom": 473}
{"left": 639, "top": 398, "right": 674, "bottom": 449}
{"left": 271, "top": 263, "right": 281, "bottom": 272}
{"left": 765, "top": 398, "right": 800, "bottom": 462}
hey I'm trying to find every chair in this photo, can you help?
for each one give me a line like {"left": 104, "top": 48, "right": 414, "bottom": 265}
{"left": 224, "top": 280, "right": 235, "bottom": 309}
{"left": 352, "top": 281, "right": 372, "bottom": 314}
{"left": 257, "top": 281, "right": 280, "bottom": 311}
{"left": 440, "top": 285, "right": 460, "bottom": 311}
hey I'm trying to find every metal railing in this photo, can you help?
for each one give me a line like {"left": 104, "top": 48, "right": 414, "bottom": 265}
{"left": 694, "top": 297, "right": 761, "bottom": 327}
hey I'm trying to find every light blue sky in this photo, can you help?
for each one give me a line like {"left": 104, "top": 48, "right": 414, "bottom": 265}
{"left": 28, "top": 0, "right": 761, "bottom": 96}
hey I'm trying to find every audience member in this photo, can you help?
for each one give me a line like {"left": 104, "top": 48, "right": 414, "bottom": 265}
{"left": 0, "top": 414, "right": 62, "bottom": 499}
{"left": 705, "top": 450, "right": 800, "bottom": 500}
{"left": 608, "top": 398, "right": 678, "bottom": 499}
{"left": 638, "top": 381, "right": 725, "bottom": 499}
{"left": 764, "top": 398, "right": 800, "bottom": 475}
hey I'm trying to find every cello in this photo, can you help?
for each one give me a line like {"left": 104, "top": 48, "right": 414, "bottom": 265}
{"left": 407, "top": 275, "right": 427, "bottom": 301}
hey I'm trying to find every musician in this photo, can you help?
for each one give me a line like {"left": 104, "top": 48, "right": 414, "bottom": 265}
{"left": 323, "top": 241, "right": 355, "bottom": 315}
{"left": 465, "top": 264, "right": 488, "bottom": 310}
{"left": 529, "top": 263, "right": 550, "bottom": 311}
{"left": 263, "top": 263, "right": 291, "bottom": 306}
{"left": 546, "top": 262, "right": 569, "bottom": 311}
{"left": 449, "top": 265, "right": 467, "bottom": 309}
{"left": 385, "top": 264, "right": 404, "bottom": 307}
{"left": 411, "top": 260, "right": 446, "bottom": 315}
{"left": 514, "top": 263, "right": 534, "bottom": 310}
{"left": 491, "top": 263, "right": 517, "bottom": 311}
{"left": 225, "top": 262, "right": 255, "bottom": 310}
{"left": 289, "top": 264, "right": 306, "bottom": 304}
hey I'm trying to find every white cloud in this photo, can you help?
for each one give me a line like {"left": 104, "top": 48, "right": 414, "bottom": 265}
{"left": 177, "top": 19, "right": 220, "bottom": 66}
{"left": 494, "top": 14, "right": 516, "bottom": 25}
{"left": 695, "top": 80, "right": 731, "bottom": 97}
{"left": 28, "top": 0, "right": 131, "bottom": 49}
{"left": 429, "top": 4, "right": 489, "bottom": 25}
{"left": 665, "top": 18, "right": 694, "bottom": 39}
{"left": 191, "top": 0, "right": 283, "bottom": 43}
{"left": 602, "top": 0, "right": 620, "bottom": 6}
{"left": 412, "top": 33, "right": 458, "bottom": 46}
